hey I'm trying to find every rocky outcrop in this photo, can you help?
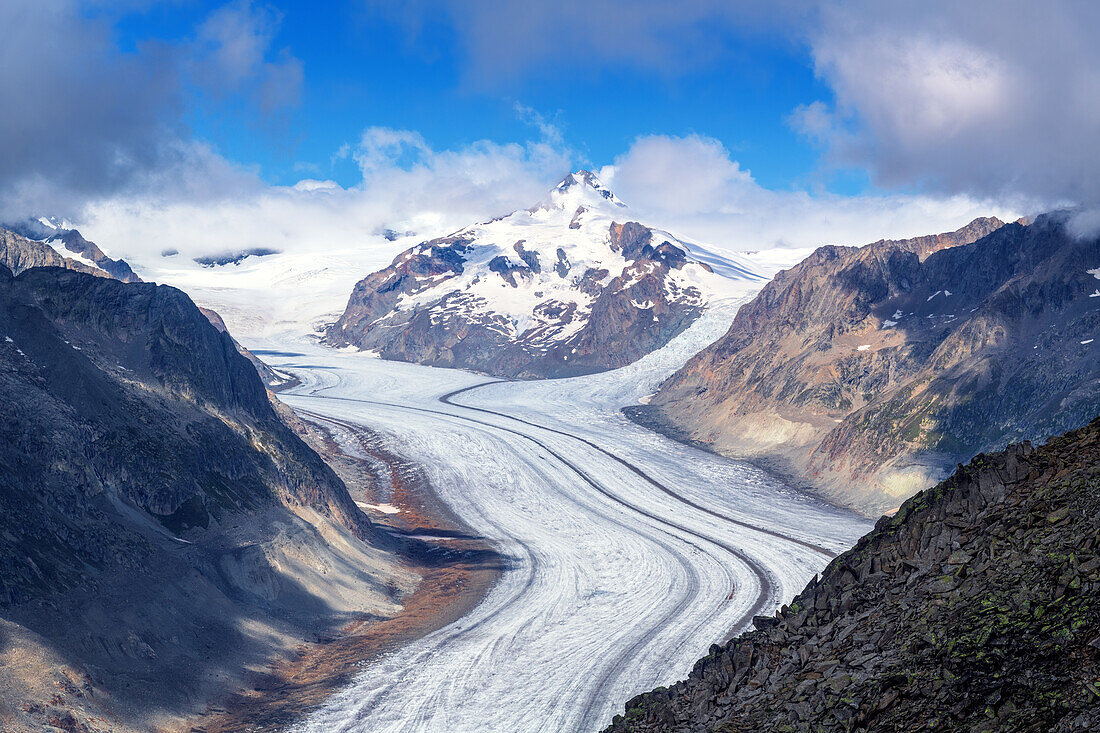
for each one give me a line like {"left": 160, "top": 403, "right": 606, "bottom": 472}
{"left": 644, "top": 214, "right": 1100, "bottom": 514}
{"left": 199, "top": 305, "right": 296, "bottom": 390}
{"left": 0, "top": 221, "right": 141, "bottom": 282}
{"left": 0, "top": 265, "right": 411, "bottom": 731}
{"left": 49, "top": 228, "right": 142, "bottom": 282}
{"left": 327, "top": 171, "right": 760, "bottom": 378}
{"left": 0, "top": 226, "right": 103, "bottom": 278}
{"left": 193, "top": 247, "right": 280, "bottom": 267}
{"left": 605, "top": 416, "right": 1100, "bottom": 732}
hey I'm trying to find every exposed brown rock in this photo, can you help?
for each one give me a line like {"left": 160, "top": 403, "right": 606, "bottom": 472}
{"left": 325, "top": 172, "right": 742, "bottom": 378}
{"left": 645, "top": 214, "right": 1100, "bottom": 514}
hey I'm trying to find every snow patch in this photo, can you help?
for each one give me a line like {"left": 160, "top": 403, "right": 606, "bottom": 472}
{"left": 355, "top": 501, "right": 401, "bottom": 514}
{"left": 45, "top": 238, "right": 104, "bottom": 273}
{"left": 857, "top": 344, "right": 872, "bottom": 351}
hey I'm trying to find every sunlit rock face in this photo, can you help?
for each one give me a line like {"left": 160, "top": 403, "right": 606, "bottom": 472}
{"left": 647, "top": 213, "right": 1100, "bottom": 515}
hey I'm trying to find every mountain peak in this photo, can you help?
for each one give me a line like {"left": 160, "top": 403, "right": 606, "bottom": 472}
{"left": 546, "top": 169, "right": 625, "bottom": 209}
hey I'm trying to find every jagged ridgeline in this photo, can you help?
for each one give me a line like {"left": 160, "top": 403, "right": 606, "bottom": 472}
{"left": 605, "top": 417, "right": 1100, "bottom": 732}
{"left": 645, "top": 213, "right": 1100, "bottom": 516}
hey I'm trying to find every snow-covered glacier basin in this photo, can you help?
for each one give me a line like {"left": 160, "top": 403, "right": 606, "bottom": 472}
{"left": 249, "top": 297, "right": 870, "bottom": 733}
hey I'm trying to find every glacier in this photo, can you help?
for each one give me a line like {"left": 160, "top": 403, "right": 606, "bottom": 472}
{"left": 242, "top": 293, "right": 871, "bottom": 733}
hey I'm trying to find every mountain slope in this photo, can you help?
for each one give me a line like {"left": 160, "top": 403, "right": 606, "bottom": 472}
{"left": 327, "top": 171, "right": 762, "bottom": 378}
{"left": 641, "top": 214, "right": 1100, "bottom": 514}
{"left": 605, "top": 416, "right": 1100, "bottom": 732}
{"left": 0, "top": 265, "right": 411, "bottom": 731}
{"left": 199, "top": 305, "right": 297, "bottom": 390}
{"left": 0, "top": 223, "right": 141, "bottom": 282}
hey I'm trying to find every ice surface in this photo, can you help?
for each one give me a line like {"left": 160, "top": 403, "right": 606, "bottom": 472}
{"left": 247, "top": 294, "right": 870, "bottom": 733}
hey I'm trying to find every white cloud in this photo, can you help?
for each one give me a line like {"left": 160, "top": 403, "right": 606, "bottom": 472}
{"left": 82, "top": 126, "right": 573, "bottom": 265}
{"left": 190, "top": 0, "right": 303, "bottom": 111}
{"left": 801, "top": 1, "right": 1100, "bottom": 205}
{"left": 378, "top": 1, "right": 1100, "bottom": 208}
{"left": 84, "top": 130, "right": 1023, "bottom": 282}
{"left": 603, "top": 134, "right": 1022, "bottom": 255}
{"left": 0, "top": 0, "right": 303, "bottom": 221}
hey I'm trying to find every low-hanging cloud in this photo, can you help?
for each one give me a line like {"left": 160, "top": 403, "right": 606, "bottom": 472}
{"left": 83, "top": 125, "right": 574, "bottom": 266}
{"left": 84, "top": 130, "right": 1019, "bottom": 281}
{"left": 601, "top": 134, "right": 1020, "bottom": 255}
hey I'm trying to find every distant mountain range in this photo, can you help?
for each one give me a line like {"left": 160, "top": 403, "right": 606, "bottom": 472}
{"left": 327, "top": 171, "right": 763, "bottom": 378}
{"left": 635, "top": 213, "right": 1100, "bottom": 515}
{"left": 1, "top": 217, "right": 140, "bottom": 282}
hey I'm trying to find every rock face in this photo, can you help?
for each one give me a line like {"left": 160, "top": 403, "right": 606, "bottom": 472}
{"left": 0, "top": 224, "right": 141, "bottom": 282}
{"left": 47, "top": 227, "right": 142, "bottom": 282}
{"left": 1, "top": 226, "right": 102, "bottom": 278}
{"left": 0, "top": 265, "right": 410, "bottom": 731}
{"left": 327, "top": 171, "right": 761, "bottom": 378}
{"left": 605, "top": 416, "right": 1100, "bottom": 732}
{"left": 199, "top": 305, "right": 296, "bottom": 390}
{"left": 643, "top": 214, "right": 1100, "bottom": 514}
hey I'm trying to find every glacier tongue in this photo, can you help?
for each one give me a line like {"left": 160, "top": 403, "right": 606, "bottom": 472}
{"left": 253, "top": 301, "right": 870, "bottom": 733}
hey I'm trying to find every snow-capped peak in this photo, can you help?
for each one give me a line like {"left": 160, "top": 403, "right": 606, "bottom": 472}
{"left": 537, "top": 169, "right": 626, "bottom": 213}
{"left": 1, "top": 215, "right": 77, "bottom": 241}
{"left": 34, "top": 215, "right": 75, "bottom": 233}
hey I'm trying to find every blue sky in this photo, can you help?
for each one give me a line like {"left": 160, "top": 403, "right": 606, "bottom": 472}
{"left": 109, "top": 0, "right": 848, "bottom": 193}
{"left": 4, "top": 1, "right": 1095, "bottom": 259}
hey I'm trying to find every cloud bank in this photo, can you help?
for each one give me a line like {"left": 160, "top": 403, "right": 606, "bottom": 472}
{"left": 6, "top": 0, "right": 1088, "bottom": 278}
{"left": 0, "top": 0, "right": 301, "bottom": 220}
{"left": 800, "top": 0, "right": 1100, "bottom": 205}
{"left": 86, "top": 131, "right": 1016, "bottom": 278}
{"left": 376, "top": 0, "right": 1098, "bottom": 209}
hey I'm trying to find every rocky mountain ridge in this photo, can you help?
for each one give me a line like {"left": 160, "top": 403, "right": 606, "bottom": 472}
{"left": 0, "top": 265, "right": 411, "bottom": 731}
{"left": 327, "top": 171, "right": 762, "bottom": 378}
{"left": 606, "top": 415, "right": 1100, "bottom": 732}
{"left": 0, "top": 222, "right": 140, "bottom": 282}
{"left": 643, "top": 213, "right": 1100, "bottom": 514}
{"left": 199, "top": 305, "right": 296, "bottom": 390}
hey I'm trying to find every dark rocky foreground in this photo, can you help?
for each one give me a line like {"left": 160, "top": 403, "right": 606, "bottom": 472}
{"left": 605, "top": 416, "right": 1100, "bottom": 732}
{"left": 0, "top": 265, "right": 411, "bottom": 731}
